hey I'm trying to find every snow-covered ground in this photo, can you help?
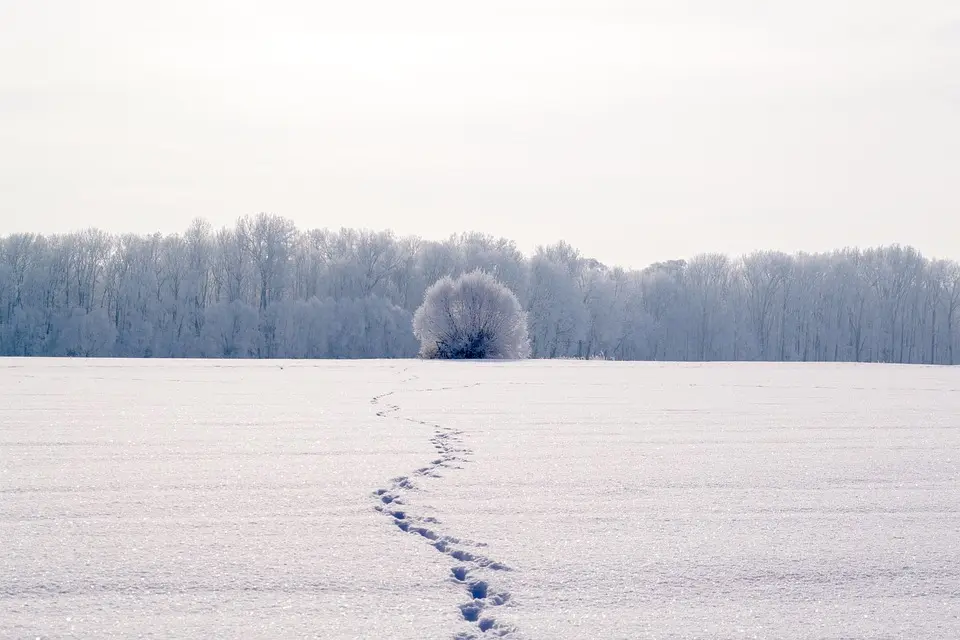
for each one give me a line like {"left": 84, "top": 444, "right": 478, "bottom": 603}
{"left": 2, "top": 359, "right": 959, "bottom": 639}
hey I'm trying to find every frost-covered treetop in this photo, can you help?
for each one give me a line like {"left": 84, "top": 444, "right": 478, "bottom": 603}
{"left": 413, "top": 271, "right": 530, "bottom": 360}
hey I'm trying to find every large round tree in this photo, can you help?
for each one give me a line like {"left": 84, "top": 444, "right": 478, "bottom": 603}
{"left": 413, "top": 270, "right": 530, "bottom": 359}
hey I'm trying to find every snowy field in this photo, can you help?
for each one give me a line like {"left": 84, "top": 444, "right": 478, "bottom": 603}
{"left": 2, "top": 359, "right": 960, "bottom": 639}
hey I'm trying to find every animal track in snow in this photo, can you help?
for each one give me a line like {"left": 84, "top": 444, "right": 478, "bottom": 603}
{"left": 370, "top": 368, "right": 517, "bottom": 639}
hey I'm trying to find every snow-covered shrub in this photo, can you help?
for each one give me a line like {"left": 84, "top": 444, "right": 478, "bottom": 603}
{"left": 413, "top": 270, "right": 530, "bottom": 359}
{"left": 201, "top": 300, "right": 259, "bottom": 358}
{"left": 55, "top": 307, "right": 118, "bottom": 357}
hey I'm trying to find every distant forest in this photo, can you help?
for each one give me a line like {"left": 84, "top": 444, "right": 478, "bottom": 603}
{"left": 1, "top": 214, "right": 959, "bottom": 363}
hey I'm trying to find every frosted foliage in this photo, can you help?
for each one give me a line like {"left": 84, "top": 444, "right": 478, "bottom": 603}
{"left": 413, "top": 271, "right": 529, "bottom": 359}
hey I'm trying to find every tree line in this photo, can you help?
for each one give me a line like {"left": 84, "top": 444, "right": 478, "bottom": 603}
{"left": 1, "top": 214, "right": 959, "bottom": 363}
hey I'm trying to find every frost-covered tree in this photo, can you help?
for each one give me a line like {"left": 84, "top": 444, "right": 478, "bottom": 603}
{"left": 527, "top": 253, "right": 587, "bottom": 358}
{"left": 413, "top": 271, "right": 529, "bottom": 359}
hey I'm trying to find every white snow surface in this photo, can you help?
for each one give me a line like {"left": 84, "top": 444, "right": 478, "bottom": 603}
{"left": 2, "top": 359, "right": 960, "bottom": 639}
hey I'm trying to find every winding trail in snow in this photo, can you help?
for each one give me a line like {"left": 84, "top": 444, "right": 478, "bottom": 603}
{"left": 371, "top": 366, "right": 518, "bottom": 640}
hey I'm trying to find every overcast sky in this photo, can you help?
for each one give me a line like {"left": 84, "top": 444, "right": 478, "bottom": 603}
{"left": 1, "top": 1, "right": 957, "bottom": 268}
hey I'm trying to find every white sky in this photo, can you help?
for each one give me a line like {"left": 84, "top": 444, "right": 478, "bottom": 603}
{"left": 1, "top": 1, "right": 958, "bottom": 268}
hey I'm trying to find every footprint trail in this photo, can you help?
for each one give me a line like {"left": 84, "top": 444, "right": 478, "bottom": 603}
{"left": 371, "top": 368, "right": 518, "bottom": 639}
